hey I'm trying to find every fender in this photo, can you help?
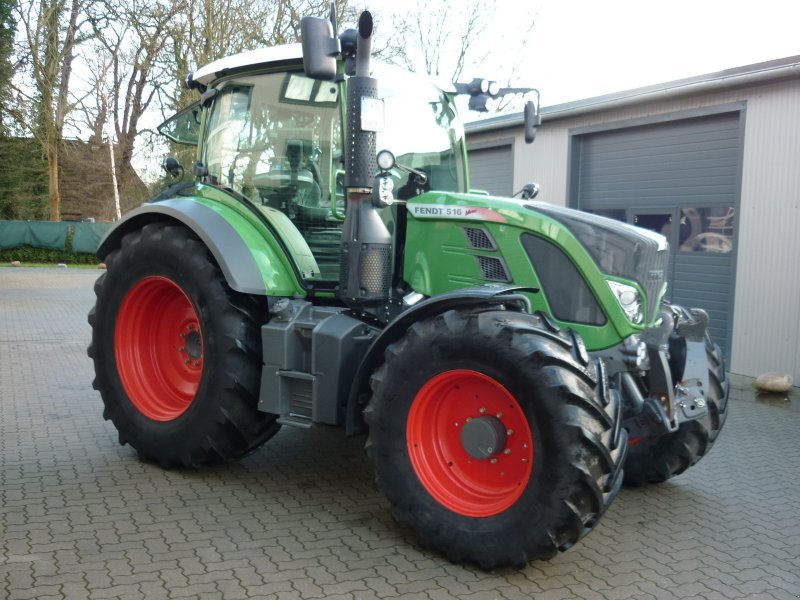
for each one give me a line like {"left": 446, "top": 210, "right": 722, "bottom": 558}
{"left": 98, "top": 197, "right": 302, "bottom": 296}
{"left": 344, "top": 284, "right": 537, "bottom": 436}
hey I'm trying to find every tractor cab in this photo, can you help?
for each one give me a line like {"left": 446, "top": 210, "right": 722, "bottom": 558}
{"left": 159, "top": 49, "right": 467, "bottom": 284}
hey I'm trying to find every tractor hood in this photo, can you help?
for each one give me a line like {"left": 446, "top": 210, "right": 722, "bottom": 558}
{"left": 523, "top": 202, "right": 670, "bottom": 325}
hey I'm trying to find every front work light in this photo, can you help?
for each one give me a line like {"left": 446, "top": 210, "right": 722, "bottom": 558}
{"left": 608, "top": 281, "right": 644, "bottom": 324}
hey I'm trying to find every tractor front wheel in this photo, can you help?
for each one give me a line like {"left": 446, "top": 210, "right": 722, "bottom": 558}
{"left": 366, "top": 309, "right": 626, "bottom": 569}
{"left": 88, "top": 222, "right": 279, "bottom": 467}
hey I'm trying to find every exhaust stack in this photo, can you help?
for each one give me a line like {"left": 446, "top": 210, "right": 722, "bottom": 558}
{"left": 338, "top": 11, "right": 393, "bottom": 309}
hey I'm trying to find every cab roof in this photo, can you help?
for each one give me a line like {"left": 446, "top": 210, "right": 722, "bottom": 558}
{"left": 191, "top": 43, "right": 457, "bottom": 93}
{"left": 192, "top": 44, "right": 304, "bottom": 86}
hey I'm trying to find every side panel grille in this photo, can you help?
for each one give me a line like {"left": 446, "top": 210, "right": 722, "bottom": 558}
{"left": 464, "top": 227, "right": 497, "bottom": 250}
{"left": 476, "top": 255, "right": 511, "bottom": 282}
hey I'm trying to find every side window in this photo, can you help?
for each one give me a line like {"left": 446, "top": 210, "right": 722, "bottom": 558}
{"left": 157, "top": 102, "right": 201, "bottom": 146}
{"left": 203, "top": 72, "right": 344, "bottom": 281}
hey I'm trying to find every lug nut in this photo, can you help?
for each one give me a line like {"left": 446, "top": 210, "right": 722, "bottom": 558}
{"left": 490, "top": 458, "right": 497, "bottom": 464}
{"left": 479, "top": 407, "right": 486, "bottom": 414}
{"left": 504, "top": 449, "right": 511, "bottom": 455}
{"left": 507, "top": 429, "right": 514, "bottom": 435}
{"left": 496, "top": 412, "right": 503, "bottom": 418}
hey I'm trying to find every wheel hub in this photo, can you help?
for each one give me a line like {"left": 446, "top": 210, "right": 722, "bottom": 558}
{"left": 460, "top": 415, "right": 508, "bottom": 459}
{"left": 182, "top": 328, "right": 202, "bottom": 360}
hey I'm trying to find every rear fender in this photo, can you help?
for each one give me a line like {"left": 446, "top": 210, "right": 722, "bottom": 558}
{"left": 98, "top": 198, "right": 302, "bottom": 296}
{"left": 344, "top": 285, "right": 536, "bottom": 436}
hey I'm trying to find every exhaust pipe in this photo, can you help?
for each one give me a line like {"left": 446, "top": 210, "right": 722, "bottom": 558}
{"left": 338, "top": 11, "right": 393, "bottom": 309}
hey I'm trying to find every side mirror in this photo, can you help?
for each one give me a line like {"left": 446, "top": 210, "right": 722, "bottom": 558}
{"left": 162, "top": 156, "right": 184, "bottom": 179}
{"left": 301, "top": 16, "right": 341, "bottom": 81}
{"left": 524, "top": 100, "right": 542, "bottom": 144}
{"left": 521, "top": 182, "right": 540, "bottom": 200}
{"left": 513, "top": 182, "right": 540, "bottom": 200}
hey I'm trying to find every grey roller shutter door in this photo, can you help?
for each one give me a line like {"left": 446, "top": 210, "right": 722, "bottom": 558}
{"left": 572, "top": 112, "right": 741, "bottom": 359}
{"left": 468, "top": 145, "right": 513, "bottom": 196}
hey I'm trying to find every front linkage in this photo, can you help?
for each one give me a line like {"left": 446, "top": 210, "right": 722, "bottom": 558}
{"left": 599, "top": 303, "right": 729, "bottom": 485}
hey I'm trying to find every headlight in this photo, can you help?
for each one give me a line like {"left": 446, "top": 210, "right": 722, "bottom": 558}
{"left": 608, "top": 281, "right": 643, "bottom": 324}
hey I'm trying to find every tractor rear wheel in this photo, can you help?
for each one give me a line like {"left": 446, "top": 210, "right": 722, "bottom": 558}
{"left": 623, "top": 336, "right": 728, "bottom": 485}
{"left": 88, "top": 222, "right": 279, "bottom": 467}
{"left": 365, "top": 309, "right": 626, "bottom": 569}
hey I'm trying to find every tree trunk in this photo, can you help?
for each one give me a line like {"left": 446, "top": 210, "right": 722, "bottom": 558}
{"left": 47, "top": 145, "right": 60, "bottom": 221}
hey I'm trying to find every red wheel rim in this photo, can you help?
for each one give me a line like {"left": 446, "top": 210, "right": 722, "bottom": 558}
{"left": 407, "top": 370, "right": 534, "bottom": 517}
{"left": 115, "top": 276, "right": 203, "bottom": 421}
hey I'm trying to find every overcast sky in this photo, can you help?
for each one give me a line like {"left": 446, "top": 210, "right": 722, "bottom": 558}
{"left": 506, "top": 0, "right": 800, "bottom": 106}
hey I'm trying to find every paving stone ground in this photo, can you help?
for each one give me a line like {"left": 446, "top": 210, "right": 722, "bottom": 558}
{"left": 1, "top": 267, "right": 799, "bottom": 600}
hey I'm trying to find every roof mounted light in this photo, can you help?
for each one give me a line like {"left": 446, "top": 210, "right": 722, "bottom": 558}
{"left": 455, "top": 78, "right": 500, "bottom": 98}
{"left": 468, "top": 94, "right": 499, "bottom": 112}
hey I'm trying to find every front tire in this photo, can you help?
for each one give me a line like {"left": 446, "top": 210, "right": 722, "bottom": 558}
{"left": 366, "top": 309, "right": 626, "bottom": 569}
{"left": 88, "top": 222, "right": 279, "bottom": 467}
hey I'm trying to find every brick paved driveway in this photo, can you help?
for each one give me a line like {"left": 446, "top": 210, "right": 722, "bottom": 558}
{"left": 1, "top": 267, "right": 799, "bottom": 600}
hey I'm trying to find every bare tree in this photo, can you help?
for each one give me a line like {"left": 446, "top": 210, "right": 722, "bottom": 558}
{"left": 9, "top": 0, "right": 90, "bottom": 221}
{"left": 86, "top": 0, "right": 180, "bottom": 197}
{"left": 373, "top": 1, "right": 536, "bottom": 89}
{"left": 166, "top": 0, "right": 353, "bottom": 112}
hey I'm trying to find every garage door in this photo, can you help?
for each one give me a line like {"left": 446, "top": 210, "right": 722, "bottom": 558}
{"left": 571, "top": 111, "right": 742, "bottom": 360}
{"left": 468, "top": 145, "right": 513, "bottom": 196}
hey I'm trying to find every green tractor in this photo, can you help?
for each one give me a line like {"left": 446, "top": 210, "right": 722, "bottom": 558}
{"left": 88, "top": 10, "right": 728, "bottom": 569}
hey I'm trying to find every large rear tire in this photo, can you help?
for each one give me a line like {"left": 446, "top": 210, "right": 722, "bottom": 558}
{"left": 623, "top": 336, "right": 728, "bottom": 485}
{"left": 365, "top": 309, "right": 626, "bottom": 569}
{"left": 88, "top": 222, "right": 279, "bottom": 467}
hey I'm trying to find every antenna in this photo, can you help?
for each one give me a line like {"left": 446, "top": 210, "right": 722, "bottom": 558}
{"left": 329, "top": 2, "right": 337, "bottom": 36}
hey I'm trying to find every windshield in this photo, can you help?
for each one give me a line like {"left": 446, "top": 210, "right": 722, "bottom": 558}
{"left": 201, "top": 66, "right": 465, "bottom": 202}
{"left": 374, "top": 64, "right": 467, "bottom": 196}
{"left": 202, "top": 73, "right": 341, "bottom": 208}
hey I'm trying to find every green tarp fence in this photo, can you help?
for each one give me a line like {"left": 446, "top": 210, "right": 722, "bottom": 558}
{"left": 0, "top": 220, "right": 113, "bottom": 253}
{"left": 71, "top": 222, "right": 113, "bottom": 253}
